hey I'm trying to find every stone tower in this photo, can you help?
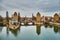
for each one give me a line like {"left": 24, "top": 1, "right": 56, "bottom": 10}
{"left": 6, "top": 11, "right": 9, "bottom": 24}
{"left": 54, "top": 13, "right": 59, "bottom": 22}
{"left": 36, "top": 12, "right": 41, "bottom": 23}
{"left": 18, "top": 12, "right": 20, "bottom": 22}
{"left": 13, "top": 12, "right": 18, "bottom": 21}
{"left": 32, "top": 14, "right": 36, "bottom": 25}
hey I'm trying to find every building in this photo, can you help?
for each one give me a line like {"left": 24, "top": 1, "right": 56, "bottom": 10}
{"left": 0, "top": 16, "right": 3, "bottom": 26}
{"left": 32, "top": 14, "right": 36, "bottom": 25}
{"left": 6, "top": 11, "right": 9, "bottom": 21}
{"left": 32, "top": 14, "right": 36, "bottom": 20}
{"left": 18, "top": 12, "right": 20, "bottom": 22}
{"left": 54, "top": 13, "right": 59, "bottom": 22}
{"left": 12, "top": 12, "right": 18, "bottom": 21}
{"left": 36, "top": 12, "right": 41, "bottom": 23}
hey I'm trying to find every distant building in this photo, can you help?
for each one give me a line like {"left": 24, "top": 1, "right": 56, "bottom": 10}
{"left": 36, "top": 12, "right": 41, "bottom": 22}
{"left": 54, "top": 13, "right": 59, "bottom": 22}
{"left": 44, "top": 16, "right": 53, "bottom": 22}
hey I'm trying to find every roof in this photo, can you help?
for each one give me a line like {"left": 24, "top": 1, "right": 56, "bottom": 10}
{"left": 36, "top": 12, "right": 41, "bottom": 16}
{"left": 54, "top": 13, "right": 59, "bottom": 16}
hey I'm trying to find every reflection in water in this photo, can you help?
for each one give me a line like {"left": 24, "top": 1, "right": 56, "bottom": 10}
{"left": 44, "top": 23, "right": 49, "bottom": 28}
{"left": 9, "top": 29, "right": 19, "bottom": 37}
{"left": 6, "top": 26, "right": 21, "bottom": 37}
{"left": 0, "top": 24, "right": 60, "bottom": 40}
{"left": 49, "top": 25, "right": 53, "bottom": 28}
{"left": 36, "top": 24, "right": 41, "bottom": 35}
{"left": 36, "top": 24, "right": 60, "bottom": 35}
{"left": 44, "top": 24, "right": 53, "bottom": 28}
{"left": 0, "top": 27, "right": 3, "bottom": 33}
{"left": 58, "top": 27, "right": 60, "bottom": 33}
{"left": 6, "top": 27, "right": 9, "bottom": 36}
{"left": 1, "top": 24, "right": 60, "bottom": 36}
{"left": 54, "top": 25, "right": 58, "bottom": 33}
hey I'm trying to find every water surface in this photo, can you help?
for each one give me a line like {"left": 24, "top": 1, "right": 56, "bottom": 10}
{"left": 0, "top": 25, "right": 60, "bottom": 40}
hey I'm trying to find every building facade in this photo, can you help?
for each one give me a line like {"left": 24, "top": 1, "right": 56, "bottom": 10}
{"left": 13, "top": 12, "right": 18, "bottom": 21}
{"left": 36, "top": 12, "right": 41, "bottom": 23}
{"left": 54, "top": 13, "right": 59, "bottom": 22}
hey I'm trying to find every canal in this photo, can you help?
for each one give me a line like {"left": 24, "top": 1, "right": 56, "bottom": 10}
{"left": 0, "top": 25, "right": 60, "bottom": 40}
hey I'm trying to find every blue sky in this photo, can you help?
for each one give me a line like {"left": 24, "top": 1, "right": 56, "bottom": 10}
{"left": 0, "top": 0, "right": 60, "bottom": 17}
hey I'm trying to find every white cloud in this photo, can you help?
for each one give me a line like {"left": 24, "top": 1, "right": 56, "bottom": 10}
{"left": 0, "top": 0, "right": 60, "bottom": 17}
{"left": 0, "top": 0, "right": 60, "bottom": 12}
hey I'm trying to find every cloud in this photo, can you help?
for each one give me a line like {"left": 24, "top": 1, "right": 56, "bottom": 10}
{"left": 0, "top": 0, "right": 60, "bottom": 12}
{"left": 0, "top": 4, "right": 6, "bottom": 11}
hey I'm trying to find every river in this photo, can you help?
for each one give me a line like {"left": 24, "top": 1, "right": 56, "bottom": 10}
{"left": 0, "top": 24, "right": 60, "bottom": 40}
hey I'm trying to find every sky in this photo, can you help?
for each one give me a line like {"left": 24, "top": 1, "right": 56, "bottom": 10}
{"left": 0, "top": 0, "right": 60, "bottom": 17}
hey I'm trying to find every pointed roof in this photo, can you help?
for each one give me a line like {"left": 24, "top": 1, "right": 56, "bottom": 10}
{"left": 54, "top": 13, "right": 59, "bottom": 16}
{"left": 6, "top": 11, "right": 8, "bottom": 13}
{"left": 14, "top": 12, "right": 17, "bottom": 16}
{"left": 36, "top": 12, "right": 41, "bottom": 16}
